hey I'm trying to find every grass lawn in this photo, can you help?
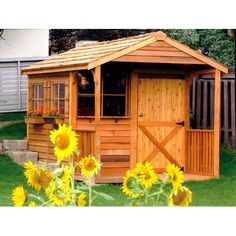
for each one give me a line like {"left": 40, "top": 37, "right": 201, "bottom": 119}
{"left": 0, "top": 148, "right": 236, "bottom": 206}
{"left": 0, "top": 122, "right": 26, "bottom": 140}
{"left": 0, "top": 112, "right": 25, "bottom": 122}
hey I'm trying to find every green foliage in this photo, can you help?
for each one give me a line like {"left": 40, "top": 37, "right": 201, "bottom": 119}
{"left": 164, "top": 29, "right": 235, "bottom": 67}
{"left": 163, "top": 29, "right": 200, "bottom": 49}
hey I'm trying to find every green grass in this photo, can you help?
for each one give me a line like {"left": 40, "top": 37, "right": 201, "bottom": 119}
{"left": 0, "top": 122, "right": 26, "bottom": 140}
{"left": 0, "top": 148, "right": 236, "bottom": 206}
{"left": 0, "top": 112, "right": 26, "bottom": 122}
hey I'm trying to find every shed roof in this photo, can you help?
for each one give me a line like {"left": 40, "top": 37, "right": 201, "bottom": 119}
{"left": 22, "top": 31, "right": 228, "bottom": 75}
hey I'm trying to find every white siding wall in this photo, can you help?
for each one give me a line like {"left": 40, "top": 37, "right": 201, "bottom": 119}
{"left": 0, "top": 29, "right": 49, "bottom": 58}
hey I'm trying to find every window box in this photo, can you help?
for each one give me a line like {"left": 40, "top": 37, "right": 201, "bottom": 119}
{"left": 43, "top": 117, "right": 64, "bottom": 125}
{"left": 24, "top": 117, "right": 44, "bottom": 125}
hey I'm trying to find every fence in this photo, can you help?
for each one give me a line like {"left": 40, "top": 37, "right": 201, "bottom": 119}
{"left": 0, "top": 57, "right": 46, "bottom": 113}
{"left": 192, "top": 71, "right": 236, "bottom": 148}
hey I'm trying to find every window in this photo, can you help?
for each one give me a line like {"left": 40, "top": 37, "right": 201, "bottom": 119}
{"left": 50, "top": 82, "right": 65, "bottom": 114}
{"left": 31, "top": 83, "right": 44, "bottom": 112}
{"left": 102, "top": 67, "right": 129, "bottom": 116}
{"left": 78, "top": 71, "right": 95, "bottom": 116}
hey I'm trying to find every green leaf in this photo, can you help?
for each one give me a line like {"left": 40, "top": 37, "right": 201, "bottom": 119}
{"left": 93, "top": 190, "right": 114, "bottom": 201}
{"left": 74, "top": 150, "right": 81, "bottom": 156}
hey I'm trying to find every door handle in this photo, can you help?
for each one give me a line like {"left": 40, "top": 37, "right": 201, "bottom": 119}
{"left": 138, "top": 112, "right": 144, "bottom": 117}
{"left": 176, "top": 121, "right": 184, "bottom": 126}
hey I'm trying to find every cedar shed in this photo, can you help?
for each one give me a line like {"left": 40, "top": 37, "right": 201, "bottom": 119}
{"left": 22, "top": 31, "right": 228, "bottom": 183}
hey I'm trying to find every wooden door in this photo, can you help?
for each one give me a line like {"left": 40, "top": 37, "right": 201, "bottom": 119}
{"left": 137, "top": 76, "right": 185, "bottom": 171}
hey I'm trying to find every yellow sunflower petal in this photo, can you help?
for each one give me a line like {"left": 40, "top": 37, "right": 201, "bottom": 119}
{"left": 12, "top": 186, "right": 27, "bottom": 206}
{"left": 77, "top": 193, "right": 86, "bottom": 207}
{"left": 134, "top": 162, "right": 158, "bottom": 188}
{"left": 24, "top": 161, "right": 53, "bottom": 191}
{"left": 122, "top": 170, "right": 141, "bottom": 198}
{"left": 50, "top": 124, "right": 78, "bottom": 161}
{"left": 166, "top": 164, "right": 184, "bottom": 189}
{"left": 28, "top": 201, "right": 36, "bottom": 207}
{"left": 169, "top": 186, "right": 192, "bottom": 207}
{"left": 45, "top": 180, "right": 72, "bottom": 206}
{"left": 79, "top": 155, "right": 101, "bottom": 178}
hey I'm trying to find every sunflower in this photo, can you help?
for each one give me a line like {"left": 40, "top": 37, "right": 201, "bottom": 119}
{"left": 28, "top": 201, "right": 36, "bottom": 207}
{"left": 166, "top": 164, "right": 184, "bottom": 189}
{"left": 122, "top": 170, "right": 143, "bottom": 198}
{"left": 24, "top": 161, "right": 53, "bottom": 191}
{"left": 77, "top": 193, "right": 86, "bottom": 207}
{"left": 45, "top": 180, "right": 72, "bottom": 206}
{"left": 12, "top": 186, "right": 27, "bottom": 206}
{"left": 50, "top": 124, "right": 78, "bottom": 161}
{"left": 169, "top": 186, "right": 192, "bottom": 207}
{"left": 60, "top": 165, "right": 72, "bottom": 182}
{"left": 79, "top": 155, "right": 101, "bottom": 178}
{"left": 134, "top": 162, "right": 158, "bottom": 188}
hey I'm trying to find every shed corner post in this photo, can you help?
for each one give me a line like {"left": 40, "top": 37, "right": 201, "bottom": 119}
{"left": 213, "top": 69, "right": 221, "bottom": 177}
{"left": 92, "top": 66, "right": 101, "bottom": 182}
{"left": 69, "top": 72, "right": 77, "bottom": 129}
{"left": 130, "top": 70, "right": 138, "bottom": 169}
{"left": 184, "top": 72, "right": 194, "bottom": 170}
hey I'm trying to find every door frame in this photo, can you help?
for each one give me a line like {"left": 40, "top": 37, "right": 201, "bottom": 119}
{"left": 130, "top": 68, "right": 187, "bottom": 170}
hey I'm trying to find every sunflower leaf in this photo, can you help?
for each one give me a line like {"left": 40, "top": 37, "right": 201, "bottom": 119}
{"left": 74, "top": 150, "right": 81, "bottom": 156}
{"left": 92, "top": 190, "right": 114, "bottom": 201}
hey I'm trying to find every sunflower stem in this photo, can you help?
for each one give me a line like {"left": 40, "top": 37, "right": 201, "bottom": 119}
{"left": 28, "top": 193, "right": 45, "bottom": 203}
{"left": 88, "top": 178, "right": 92, "bottom": 206}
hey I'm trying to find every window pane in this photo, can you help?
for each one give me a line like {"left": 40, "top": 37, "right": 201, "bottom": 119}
{"left": 33, "top": 100, "right": 37, "bottom": 110}
{"left": 103, "top": 96, "right": 125, "bottom": 116}
{"left": 78, "top": 96, "right": 95, "bottom": 116}
{"left": 59, "top": 83, "right": 65, "bottom": 98}
{"left": 103, "top": 71, "right": 126, "bottom": 94}
{"left": 32, "top": 85, "right": 37, "bottom": 99}
{"left": 54, "top": 99, "right": 58, "bottom": 111}
{"left": 59, "top": 100, "right": 65, "bottom": 114}
{"left": 39, "top": 84, "right": 44, "bottom": 99}
{"left": 53, "top": 84, "right": 58, "bottom": 98}
{"left": 78, "top": 72, "right": 94, "bottom": 94}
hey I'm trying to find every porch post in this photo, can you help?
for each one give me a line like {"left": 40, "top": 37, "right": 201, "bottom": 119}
{"left": 69, "top": 72, "right": 77, "bottom": 128}
{"left": 214, "top": 69, "right": 221, "bottom": 177}
{"left": 93, "top": 66, "right": 101, "bottom": 166}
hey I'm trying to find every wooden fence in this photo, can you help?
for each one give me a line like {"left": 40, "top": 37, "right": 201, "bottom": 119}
{"left": 191, "top": 72, "right": 236, "bottom": 148}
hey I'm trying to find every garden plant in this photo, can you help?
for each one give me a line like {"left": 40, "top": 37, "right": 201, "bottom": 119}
{"left": 11, "top": 124, "right": 192, "bottom": 207}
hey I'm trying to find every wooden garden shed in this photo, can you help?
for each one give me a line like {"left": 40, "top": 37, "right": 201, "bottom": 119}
{"left": 22, "top": 31, "right": 228, "bottom": 183}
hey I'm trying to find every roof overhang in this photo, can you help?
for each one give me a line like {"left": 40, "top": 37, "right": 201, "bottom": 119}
{"left": 22, "top": 31, "right": 228, "bottom": 75}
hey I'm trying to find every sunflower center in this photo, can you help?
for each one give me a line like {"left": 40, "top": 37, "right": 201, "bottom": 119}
{"left": 85, "top": 159, "right": 96, "bottom": 171}
{"left": 55, "top": 134, "right": 69, "bottom": 150}
{"left": 172, "top": 189, "right": 186, "bottom": 205}
{"left": 143, "top": 170, "right": 151, "bottom": 180}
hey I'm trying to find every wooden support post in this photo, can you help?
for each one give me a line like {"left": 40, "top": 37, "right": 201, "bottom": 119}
{"left": 69, "top": 72, "right": 77, "bottom": 128}
{"left": 184, "top": 73, "right": 194, "bottom": 170}
{"left": 213, "top": 69, "right": 221, "bottom": 177}
{"left": 93, "top": 66, "right": 101, "bottom": 182}
{"left": 130, "top": 71, "right": 138, "bottom": 169}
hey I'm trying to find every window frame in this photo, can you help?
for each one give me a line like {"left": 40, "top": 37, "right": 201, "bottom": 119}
{"left": 50, "top": 81, "right": 66, "bottom": 115}
{"left": 30, "top": 82, "right": 44, "bottom": 112}
{"left": 101, "top": 69, "right": 130, "bottom": 117}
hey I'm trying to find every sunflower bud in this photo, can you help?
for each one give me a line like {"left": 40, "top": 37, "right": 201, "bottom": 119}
{"left": 53, "top": 168, "right": 64, "bottom": 178}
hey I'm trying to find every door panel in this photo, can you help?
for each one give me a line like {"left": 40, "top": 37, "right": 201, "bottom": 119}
{"left": 137, "top": 77, "right": 185, "bottom": 170}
